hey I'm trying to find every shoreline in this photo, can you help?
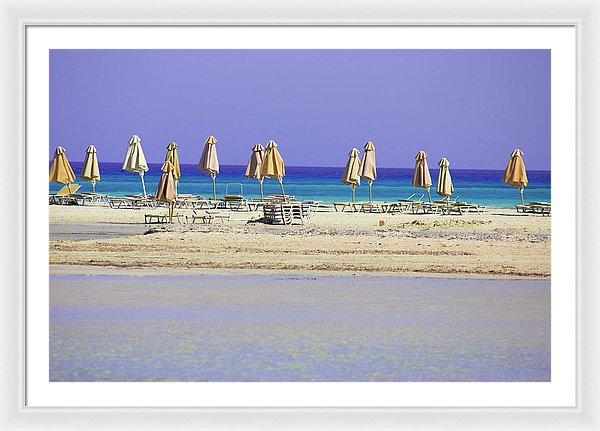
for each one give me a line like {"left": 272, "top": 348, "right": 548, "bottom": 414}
{"left": 49, "top": 263, "right": 550, "bottom": 280}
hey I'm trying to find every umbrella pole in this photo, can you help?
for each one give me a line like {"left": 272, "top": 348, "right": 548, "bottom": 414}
{"left": 278, "top": 177, "right": 285, "bottom": 196}
{"left": 169, "top": 202, "right": 173, "bottom": 224}
{"left": 427, "top": 187, "right": 431, "bottom": 203}
{"left": 91, "top": 179, "right": 96, "bottom": 193}
{"left": 67, "top": 182, "right": 72, "bottom": 194}
{"left": 368, "top": 180, "right": 373, "bottom": 203}
{"left": 259, "top": 178, "right": 264, "bottom": 199}
{"left": 211, "top": 173, "right": 217, "bottom": 200}
{"left": 519, "top": 185, "right": 524, "bottom": 205}
{"left": 351, "top": 184, "right": 355, "bottom": 202}
{"left": 139, "top": 172, "right": 147, "bottom": 198}
{"left": 175, "top": 180, "right": 178, "bottom": 195}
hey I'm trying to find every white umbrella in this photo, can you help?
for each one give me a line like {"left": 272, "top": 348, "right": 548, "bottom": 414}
{"left": 81, "top": 145, "right": 100, "bottom": 193}
{"left": 122, "top": 134, "right": 149, "bottom": 197}
{"left": 198, "top": 136, "right": 219, "bottom": 200}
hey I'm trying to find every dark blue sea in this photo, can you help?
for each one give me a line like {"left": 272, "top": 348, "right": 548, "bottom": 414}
{"left": 50, "top": 162, "right": 551, "bottom": 209}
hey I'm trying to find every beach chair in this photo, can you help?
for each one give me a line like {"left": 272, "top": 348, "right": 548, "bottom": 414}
{"left": 333, "top": 202, "right": 356, "bottom": 212}
{"left": 145, "top": 212, "right": 185, "bottom": 224}
{"left": 49, "top": 183, "right": 82, "bottom": 205}
{"left": 79, "top": 192, "right": 108, "bottom": 205}
{"left": 516, "top": 202, "right": 551, "bottom": 216}
{"left": 187, "top": 210, "right": 231, "bottom": 224}
{"left": 262, "top": 203, "right": 294, "bottom": 225}
{"left": 108, "top": 197, "right": 137, "bottom": 209}
{"left": 246, "top": 199, "right": 266, "bottom": 211}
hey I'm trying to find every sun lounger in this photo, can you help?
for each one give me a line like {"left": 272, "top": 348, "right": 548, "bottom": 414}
{"left": 247, "top": 200, "right": 266, "bottom": 211}
{"left": 262, "top": 202, "right": 310, "bottom": 225}
{"left": 187, "top": 210, "right": 231, "bottom": 224}
{"left": 516, "top": 202, "right": 551, "bottom": 216}
{"left": 222, "top": 195, "right": 248, "bottom": 211}
{"left": 79, "top": 192, "right": 108, "bottom": 205}
{"left": 333, "top": 202, "right": 357, "bottom": 212}
{"left": 144, "top": 212, "right": 185, "bottom": 224}
{"left": 49, "top": 183, "right": 82, "bottom": 205}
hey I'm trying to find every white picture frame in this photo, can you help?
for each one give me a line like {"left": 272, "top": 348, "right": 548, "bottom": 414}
{"left": 1, "top": 0, "right": 598, "bottom": 429}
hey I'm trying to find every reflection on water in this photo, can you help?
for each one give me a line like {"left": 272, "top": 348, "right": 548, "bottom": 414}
{"left": 50, "top": 274, "right": 550, "bottom": 382}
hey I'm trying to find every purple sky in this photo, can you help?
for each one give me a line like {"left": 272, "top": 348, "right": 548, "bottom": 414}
{"left": 50, "top": 49, "right": 550, "bottom": 170}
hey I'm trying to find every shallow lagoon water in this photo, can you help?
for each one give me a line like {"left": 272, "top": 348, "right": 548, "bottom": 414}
{"left": 50, "top": 274, "right": 550, "bottom": 382}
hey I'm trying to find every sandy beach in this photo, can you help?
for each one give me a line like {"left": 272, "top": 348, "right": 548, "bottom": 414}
{"left": 49, "top": 204, "right": 550, "bottom": 278}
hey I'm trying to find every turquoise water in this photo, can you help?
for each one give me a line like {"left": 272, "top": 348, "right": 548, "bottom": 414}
{"left": 51, "top": 162, "right": 551, "bottom": 209}
{"left": 49, "top": 274, "right": 550, "bottom": 382}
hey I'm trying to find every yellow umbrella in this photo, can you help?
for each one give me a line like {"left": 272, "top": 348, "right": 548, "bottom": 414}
{"left": 49, "top": 146, "right": 76, "bottom": 193}
{"left": 436, "top": 157, "right": 454, "bottom": 201}
{"left": 412, "top": 150, "right": 432, "bottom": 202}
{"left": 358, "top": 141, "right": 377, "bottom": 202}
{"left": 502, "top": 148, "right": 528, "bottom": 205}
{"left": 122, "top": 134, "right": 149, "bottom": 197}
{"left": 198, "top": 135, "right": 219, "bottom": 200}
{"left": 341, "top": 148, "right": 361, "bottom": 202}
{"left": 245, "top": 143, "right": 265, "bottom": 198}
{"left": 81, "top": 145, "right": 100, "bottom": 193}
{"left": 155, "top": 161, "right": 177, "bottom": 223}
{"left": 165, "top": 142, "right": 181, "bottom": 193}
{"left": 261, "top": 140, "right": 286, "bottom": 196}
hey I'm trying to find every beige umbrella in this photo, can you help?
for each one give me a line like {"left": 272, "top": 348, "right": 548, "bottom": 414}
{"left": 49, "top": 146, "right": 76, "bottom": 193}
{"left": 80, "top": 145, "right": 101, "bottom": 193}
{"left": 261, "top": 140, "right": 286, "bottom": 196}
{"left": 359, "top": 141, "right": 377, "bottom": 202}
{"left": 412, "top": 150, "right": 432, "bottom": 202}
{"left": 436, "top": 157, "right": 454, "bottom": 201}
{"left": 122, "top": 134, "right": 149, "bottom": 197}
{"left": 165, "top": 142, "right": 181, "bottom": 193}
{"left": 245, "top": 143, "right": 265, "bottom": 198}
{"left": 502, "top": 148, "right": 528, "bottom": 205}
{"left": 155, "top": 160, "right": 177, "bottom": 223}
{"left": 341, "top": 148, "right": 361, "bottom": 202}
{"left": 198, "top": 135, "right": 219, "bottom": 200}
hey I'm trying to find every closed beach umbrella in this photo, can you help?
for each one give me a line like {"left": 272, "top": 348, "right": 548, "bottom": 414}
{"left": 165, "top": 142, "right": 181, "bottom": 193}
{"left": 80, "top": 145, "right": 100, "bottom": 193}
{"left": 49, "top": 146, "right": 76, "bottom": 193}
{"left": 155, "top": 160, "right": 177, "bottom": 223}
{"left": 341, "top": 148, "right": 361, "bottom": 202}
{"left": 412, "top": 150, "right": 432, "bottom": 202}
{"left": 261, "top": 140, "right": 286, "bottom": 196}
{"left": 502, "top": 148, "right": 528, "bottom": 205}
{"left": 436, "top": 157, "right": 454, "bottom": 201}
{"left": 359, "top": 141, "right": 377, "bottom": 202}
{"left": 122, "top": 134, "right": 149, "bottom": 197}
{"left": 198, "top": 135, "right": 219, "bottom": 200}
{"left": 245, "top": 143, "right": 265, "bottom": 198}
